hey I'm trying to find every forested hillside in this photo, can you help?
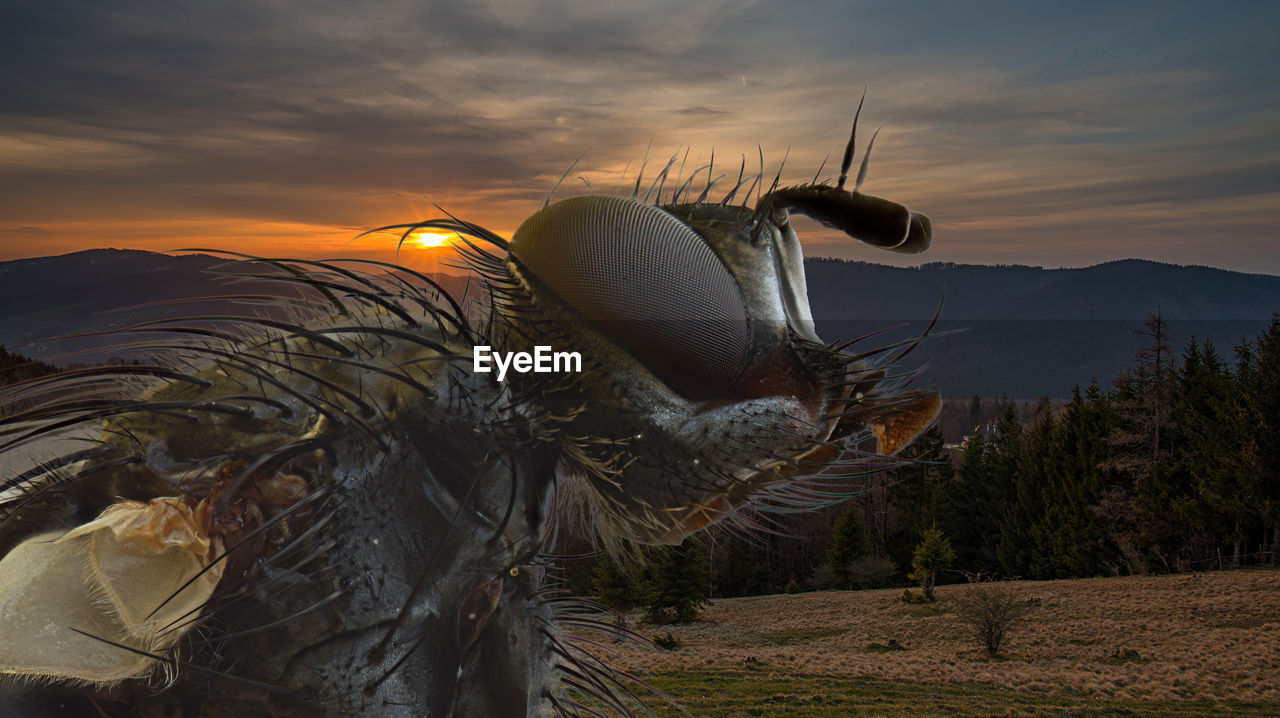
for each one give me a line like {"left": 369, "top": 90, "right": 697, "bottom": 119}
{"left": 582, "top": 315, "right": 1280, "bottom": 611}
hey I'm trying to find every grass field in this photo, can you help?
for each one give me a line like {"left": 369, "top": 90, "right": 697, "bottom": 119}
{"left": 585, "top": 568, "right": 1280, "bottom": 716}
{"left": 642, "top": 671, "right": 1278, "bottom": 716}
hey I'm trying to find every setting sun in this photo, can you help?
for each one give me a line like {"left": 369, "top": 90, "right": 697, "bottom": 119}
{"left": 411, "top": 230, "right": 456, "bottom": 249}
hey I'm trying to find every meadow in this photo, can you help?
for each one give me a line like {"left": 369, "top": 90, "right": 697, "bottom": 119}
{"left": 597, "top": 569, "right": 1280, "bottom": 716}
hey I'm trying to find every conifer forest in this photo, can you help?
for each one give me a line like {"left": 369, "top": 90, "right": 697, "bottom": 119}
{"left": 581, "top": 314, "right": 1280, "bottom": 616}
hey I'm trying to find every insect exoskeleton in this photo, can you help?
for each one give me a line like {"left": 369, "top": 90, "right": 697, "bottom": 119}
{"left": 0, "top": 103, "right": 941, "bottom": 717}
{"left": 495, "top": 188, "right": 939, "bottom": 551}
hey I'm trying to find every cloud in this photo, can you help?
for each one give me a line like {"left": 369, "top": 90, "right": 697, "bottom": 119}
{"left": 1, "top": 0, "right": 1278, "bottom": 272}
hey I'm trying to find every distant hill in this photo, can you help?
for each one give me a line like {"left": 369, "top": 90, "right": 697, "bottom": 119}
{"left": 0, "top": 249, "right": 472, "bottom": 365}
{"left": 803, "top": 258, "right": 1280, "bottom": 320}
{"left": 1, "top": 250, "right": 1276, "bottom": 399}
{"left": 804, "top": 257, "right": 1279, "bottom": 398}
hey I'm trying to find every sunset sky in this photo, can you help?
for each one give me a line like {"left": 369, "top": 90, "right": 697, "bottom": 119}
{"left": 2, "top": 1, "right": 1277, "bottom": 274}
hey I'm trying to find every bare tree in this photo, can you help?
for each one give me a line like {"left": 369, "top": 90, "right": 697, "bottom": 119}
{"left": 950, "top": 572, "right": 1033, "bottom": 657}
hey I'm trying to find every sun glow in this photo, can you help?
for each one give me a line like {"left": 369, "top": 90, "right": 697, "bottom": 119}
{"left": 410, "top": 230, "right": 456, "bottom": 249}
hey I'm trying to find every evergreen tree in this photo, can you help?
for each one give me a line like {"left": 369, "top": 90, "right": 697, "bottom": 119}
{"left": 886, "top": 427, "right": 953, "bottom": 576}
{"left": 909, "top": 526, "right": 955, "bottom": 601}
{"left": 1048, "top": 382, "right": 1122, "bottom": 576}
{"left": 640, "top": 536, "right": 712, "bottom": 623}
{"left": 743, "top": 560, "right": 773, "bottom": 596}
{"left": 939, "top": 432, "right": 1001, "bottom": 574}
{"left": 590, "top": 553, "right": 639, "bottom": 615}
{"left": 1108, "top": 311, "right": 1179, "bottom": 571}
{"left": 1169, "top": 339, "right": 1247, "bottom": 566}
{"left": 1235, "top": 316, "right": 1280, "bottom": 564}
{"left": 827, "top": 502, "right": 870, "bottom": 588}
{"left": 0, "top": 346, "right": 60, "bottom": 419}
{"left": 998, "top": 403, "right": 1054, "bottom": 578}
{"left": 0, "top": 345, "right": 57, "bottom": 384}
{"left": 986, "top": 405, "right": 1025, "bottom": 575}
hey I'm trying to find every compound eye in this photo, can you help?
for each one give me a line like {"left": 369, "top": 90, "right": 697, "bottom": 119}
{"left": 509, "top": 195, "right": 750, "bottom": 400}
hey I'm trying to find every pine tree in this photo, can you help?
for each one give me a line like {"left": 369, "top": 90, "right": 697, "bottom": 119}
{"left": 1108, "top": 311, "right": 1179, "bottom": 571}
{"left": 939, "top": 432, "right": 1001, "bottom": 574}
{"left": 0, "top": 346, "right": 60, "bottom": 419}
{"left": 986, "top": 405, "right": 1025, "bottom": 576}
{"left": 886, "top": 427, "right": 953, "bottom": 576}
{"left": 997, "top": 403, "right": 1054, "bottom": 579}
{"left": 1169, "top": 339, "right": 1248, "bottom": 566}
{"left": 590, "top": 553, "right": 638, "bottom": 614}
{"left": 640, "top": 536, "right": 712, "bottom": 623}
{"left": 909, "top": 526, "right": 956, "bottom": 601}
{"left": 827, "top": 502, "right": 870, "bottom": 588}
{"left": 1049, "top": 382, "right": 1122, "bottom": 576}
{"left": 1235, "top": 316, "right": 1280, "bottom": 564}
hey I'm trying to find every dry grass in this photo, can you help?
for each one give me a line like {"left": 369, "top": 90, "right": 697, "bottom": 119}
{"left": 595, "top": 568, "right": 1280, "bottom": 710}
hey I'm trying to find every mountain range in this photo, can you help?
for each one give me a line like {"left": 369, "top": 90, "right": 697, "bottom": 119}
{"left": 2, "top": 249, "right": 1277, "bottom": 399}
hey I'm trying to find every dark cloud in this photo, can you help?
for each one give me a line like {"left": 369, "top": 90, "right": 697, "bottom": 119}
{"left": 1, "top": 0, "right": 1278, "bottom": 272}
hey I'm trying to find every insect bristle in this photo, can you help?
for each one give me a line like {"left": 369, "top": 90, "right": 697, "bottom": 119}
{"left": 0, "top": 107, "right": 941, "bottom": 716}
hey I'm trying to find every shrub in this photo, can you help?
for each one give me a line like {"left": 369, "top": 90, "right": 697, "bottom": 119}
{"left": 744, "top": 560, "right": 773, "bottom": 596}
{"left": 784, "top": 577, "right": 802, "bottom": 594}
{"left": 653, "top": 632, "right": 681, "bottom": 650}
{"left": 806, "top": 563, "right": 837, "bottom": 591}
{"left": 847, "top": 556, "right": 898, "bottom": 589}
{"left": 908, "top": 527, "right": 955, "bottom": 601}
{"left": 865, "top": 639, "right": 905, "bottom": 653}
{"left": 950, "top": 574, "right": 1033, "bottom": 657}
{"left": 899, "top": 588, "right": 930, "bottom": 604}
